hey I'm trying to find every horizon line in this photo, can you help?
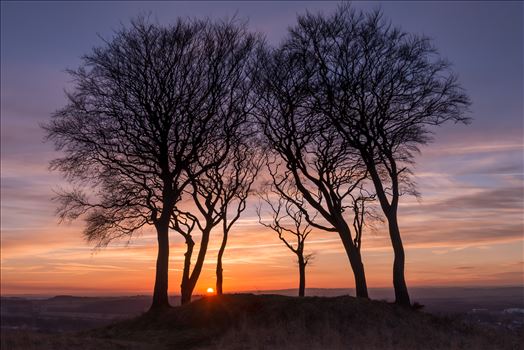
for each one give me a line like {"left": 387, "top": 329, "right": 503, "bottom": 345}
{"left": 3, "top": 284, "right": 523, "bottom": 298}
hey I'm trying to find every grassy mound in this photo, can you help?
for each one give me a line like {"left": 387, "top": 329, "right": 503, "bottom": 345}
{"left": 91, "top": 294, "right": 521, "bottom": 349}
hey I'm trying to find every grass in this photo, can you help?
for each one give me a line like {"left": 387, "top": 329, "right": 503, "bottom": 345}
{"left": 0, "top": 331, "right": 147, "bottom": 350}
{"left": 2, "top": 294, "right": 522, "bottom": 349}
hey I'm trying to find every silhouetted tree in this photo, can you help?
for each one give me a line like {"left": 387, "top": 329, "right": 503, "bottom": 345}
{"left": 257, "top": 187, "right": 314, "bottom": 297}
{"left": 172, "top": 137, "right": 261, "bottom": 304}
{"left": 254, "top": 47, "right": 375, "bottom": 298}
{"left": 215, "top": 141, "right": 262, "bottom": 296}
{"left": 44, "top": 17, "right": 259, "bottom": 310}
{"left": 171, "top": 192, "right": 219, "bottom": 305}
{"left": 285, "top": 5, "right": 471, "bottom": 305}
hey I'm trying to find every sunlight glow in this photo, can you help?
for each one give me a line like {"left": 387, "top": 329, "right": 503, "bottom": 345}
{"left": 207, "top": 287, "right": 214, "bottom": 294}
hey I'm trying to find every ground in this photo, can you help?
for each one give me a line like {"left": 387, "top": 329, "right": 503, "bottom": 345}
{"left": 2, "top": 294, "right": 522, "bottom": 349}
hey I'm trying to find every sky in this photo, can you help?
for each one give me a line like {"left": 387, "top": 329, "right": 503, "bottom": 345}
{"left": 1, "top": 1, "right": 523, "bottom": 297}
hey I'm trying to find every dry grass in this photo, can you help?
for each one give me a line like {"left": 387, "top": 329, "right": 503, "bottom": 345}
{"left": 2, "top": 294, "right": 522, "bottom": 349}
{"left": 0, "top": 330, "right": 146, "bottom": 350}
{"left": 205, "top": 295, "right": 522, "bottom": 350}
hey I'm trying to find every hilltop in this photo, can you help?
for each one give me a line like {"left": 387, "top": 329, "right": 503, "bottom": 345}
{"left": 2, "top": 294, "right": 522, "bottom": 349}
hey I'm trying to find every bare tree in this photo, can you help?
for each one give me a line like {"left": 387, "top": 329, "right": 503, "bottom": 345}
{"left": 170, "top": 44, "right": 262, "bottom": 304}
{"left": 215, "top": 141, "right": 262, "bottom": 296}
{"left": 254, "top": 46, "right": 375, "bottom": 298}
{"left": 257, "top": 187, "right": 314, "bottom": 297}
{"left": 285, "top": 5, "right": 471, "bottom": 305}
{"left": 171, "top": 137, "right": 261, "bottom": 304}
{"left": 171, "top": 188, "right": 219, "bottom": 305}
{"left": 44, "top": 17, "right": 259, "bottom": 310}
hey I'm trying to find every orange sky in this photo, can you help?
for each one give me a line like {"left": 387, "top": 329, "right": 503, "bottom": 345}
{"left": 2, "top": 139, "right": 523, "bottom": 296}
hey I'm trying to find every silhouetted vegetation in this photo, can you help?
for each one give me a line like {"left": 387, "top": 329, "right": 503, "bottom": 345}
{"left": 254, "top": 43, "right": 377, "bottom": 298}
{"left": 172, "top": 134, "right": 262, "bottom": 304}
{"left": 272, "top": 4, "right": 471, "bottom": 305}
{"left": 45, "top": 4, "right": 470, "bottom": 311}
{"left": 45, "top": 17, "right": 260, "bottom": 309}
{"left": 3, "top": 294, "right": 521, "bottom": 350}
{"left": 257, "top": 192, "right": 314, "bottom": 297}
{"left": 213, "top": 142, "right": 262, "bottom": 296}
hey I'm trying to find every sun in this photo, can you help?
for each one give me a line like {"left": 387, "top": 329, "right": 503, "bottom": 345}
{"left": 206, "top": 287, "right": 214, "bottom": 294}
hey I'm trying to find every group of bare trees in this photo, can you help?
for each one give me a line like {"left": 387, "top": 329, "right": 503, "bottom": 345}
{"left": 45, "top": 5, "right": 469, "bottom": 310}
{"left": 45, "top": 17, "right": 262, "bottom": 309}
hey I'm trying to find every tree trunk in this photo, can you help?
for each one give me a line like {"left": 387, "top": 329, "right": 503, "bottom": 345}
{"left": 180, "top": 236, "right": 195, "bottom": 305}
{"left": 386, "top": 210, "right": 411, "bottom": 306}
{"left": 298, "top": 255, "right": 306, "bottom": 297}
{"left": 150, "top": 222, "right": 170, "bottom": 310}
{"left": 365, "top": 158, "right": 411, "bottom": 306}
{"left": 180, "top": 227, "right": 212, "bottom": 304}
{"left": 216, "top": 228, "right": 229, "bottom": 295}
{"left": 180, "top": 286, "right": 192, "bottom": 305}
{"left": 216, "top": 261, "right": 224, "bottom": 296}
{"left": 337, "top": 228, "right": 368, "bottom": 298}
{"left": 348, "top": 247, "right": 368, "bottom": 299}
